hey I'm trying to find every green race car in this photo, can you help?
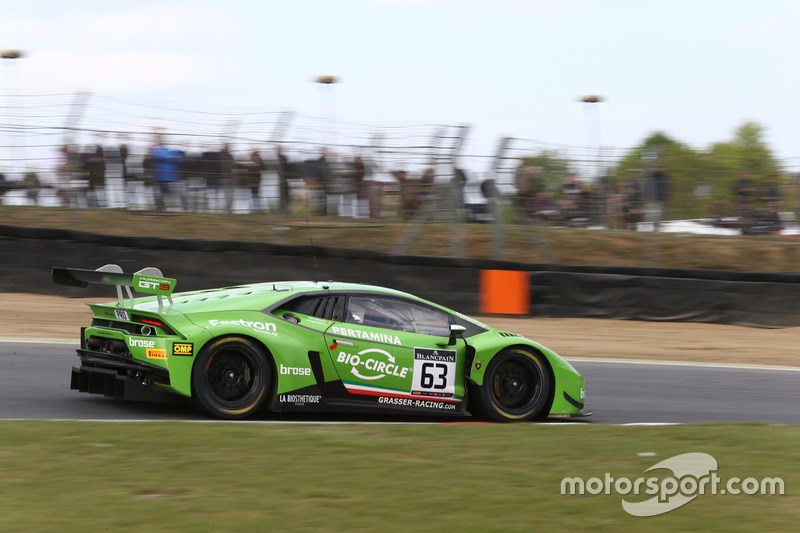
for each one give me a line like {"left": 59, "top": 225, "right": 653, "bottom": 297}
{"left": 53, "top": 264, "right": 588, "bottom": 422}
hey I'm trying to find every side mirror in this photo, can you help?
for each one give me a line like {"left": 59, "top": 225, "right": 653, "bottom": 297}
{"left": 447, "top": 324, "right": 467, "bottom": 346}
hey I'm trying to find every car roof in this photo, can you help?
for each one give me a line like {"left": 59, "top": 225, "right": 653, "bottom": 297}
{"left": 125, "top": 280, "right": 426, "bottom": 314}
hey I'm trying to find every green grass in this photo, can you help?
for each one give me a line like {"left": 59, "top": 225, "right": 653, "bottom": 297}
{"left": 4, "top": 205, "right": 800, "bottom": 272}
{"left": 0, "top": 421, "right": 796, "bottom": 532}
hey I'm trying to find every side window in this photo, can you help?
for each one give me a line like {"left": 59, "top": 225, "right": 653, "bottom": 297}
{"left": 406, "top": 303, "right": 450, "bottom": 336}
{"left": 346, "top": 296, "right": 450, "bottom": 337}
{"left": 283, "top": 295, "right": 344, "bottom": 321}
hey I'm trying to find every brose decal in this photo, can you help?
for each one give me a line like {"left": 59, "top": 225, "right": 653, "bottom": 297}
{"left": 173, "top": 342, "right": 193, "bottom": 356}
{"left": 279, "top": 364, "right": 312, "bottom": 376}
{"left": 128, "top": 338, "right": 155, "bottom": 348}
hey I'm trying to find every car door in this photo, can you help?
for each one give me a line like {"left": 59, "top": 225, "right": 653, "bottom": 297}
{"left": 323, "top": 294, "right": 466, "bottom": 413}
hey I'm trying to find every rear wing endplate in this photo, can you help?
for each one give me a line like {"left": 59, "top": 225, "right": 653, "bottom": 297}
{"left": 52, "top": 264, "right": 177, "bottom": 308}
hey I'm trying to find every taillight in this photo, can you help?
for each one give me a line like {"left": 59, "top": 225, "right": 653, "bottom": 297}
{"left": 131, "top": 314, "right": 175, "bottom": 335}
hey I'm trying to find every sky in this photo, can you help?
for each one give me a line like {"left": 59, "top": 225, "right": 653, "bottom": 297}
{"left": 2, "top": 0, "right": 800, "bottom": 175}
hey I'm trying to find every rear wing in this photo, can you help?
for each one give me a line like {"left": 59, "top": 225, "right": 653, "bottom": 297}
{"left": 52, "top": 264, "right": 177, "bottom": 308}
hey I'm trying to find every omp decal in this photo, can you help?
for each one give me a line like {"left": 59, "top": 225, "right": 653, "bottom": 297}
{"left": 330, "top": 326, "right": 401, "bottom": 345}
{"left": 146, "top": 349, "right": 167, "bottom": 359}
{"left": 173, "top": 342, "right": 193, "bottom": 357}
{"left": 337, "top": 348, "right": 409, "bottom": 380}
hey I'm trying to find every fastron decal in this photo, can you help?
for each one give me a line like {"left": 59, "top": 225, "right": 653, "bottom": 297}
{"left": 209, "top": 319, "right": 277, "bottom": 336}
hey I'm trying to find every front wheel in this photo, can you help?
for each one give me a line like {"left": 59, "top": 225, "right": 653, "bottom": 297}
{"left": 471, "top": 347, "right": 551, "bottom": 422}
{"left": 192, "top": 337, "right": 272, "bottom": 419}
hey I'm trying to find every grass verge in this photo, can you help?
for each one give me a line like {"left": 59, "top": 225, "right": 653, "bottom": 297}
{"left": 4, "top": 205, "right": 800, "bottom": 271}
{"left": 0, "top": 421, "right": 796, "bottom": 532}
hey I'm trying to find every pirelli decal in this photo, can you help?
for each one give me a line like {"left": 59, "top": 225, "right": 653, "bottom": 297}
{"left": 146, "top": 349, "right": 167, "bottom": 360}
{"left": 173, "top": 342, "right": 194, "bottom": 357}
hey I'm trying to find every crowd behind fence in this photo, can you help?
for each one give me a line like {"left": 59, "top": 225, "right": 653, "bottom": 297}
{"left": 1, "top": 90, "right": 800, "bottom": 238}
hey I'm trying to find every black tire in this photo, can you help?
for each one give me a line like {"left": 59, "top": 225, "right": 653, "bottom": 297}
{"left": 472, "top": 347, "right": 551, "bottom": 422}
{"left": 192, "top": 337, "right": 272, "bottom": 419}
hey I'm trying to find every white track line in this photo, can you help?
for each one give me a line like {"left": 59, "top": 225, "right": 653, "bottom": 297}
{"left": 567, "top": 357, "right": 800, "bottom": 372}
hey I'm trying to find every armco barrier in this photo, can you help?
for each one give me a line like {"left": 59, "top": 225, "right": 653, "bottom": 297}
{"left": 2, "top": 225, "right": 799, "bottom": 328}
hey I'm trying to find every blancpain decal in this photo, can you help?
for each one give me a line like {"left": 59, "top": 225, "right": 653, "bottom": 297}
{"left": 337, "top": 348, "right": 409, "bottom": 380}
{"left": 128, "top": 338, "right": 155, "bottom": 348}
{"left": 330, "top": 326, "right": 401, "bottom": 346}
{"left": 209, "top": 319, "right": 277, "bottom": 336}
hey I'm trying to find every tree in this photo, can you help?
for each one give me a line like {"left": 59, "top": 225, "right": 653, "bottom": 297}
{"left": 612, "top": 122, "right": 783, "bottom": 220}
{"left": 519, "top": 150, "right": 575, "bottom": 196}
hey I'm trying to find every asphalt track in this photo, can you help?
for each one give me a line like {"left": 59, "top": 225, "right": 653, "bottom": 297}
{"left": 2, "top": 341, "right": 799, "bottom": 424}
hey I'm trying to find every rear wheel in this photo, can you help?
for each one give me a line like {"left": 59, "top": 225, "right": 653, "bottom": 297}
{"left": 472, "top": 347, "right": 551, "bottom": 422}
{"left": 192, "top": 337, "right": 271, "bottom": 419}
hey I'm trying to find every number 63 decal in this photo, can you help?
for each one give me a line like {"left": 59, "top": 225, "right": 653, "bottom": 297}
{"left": 412, "top": 348, "right": 457, "bottom": 397}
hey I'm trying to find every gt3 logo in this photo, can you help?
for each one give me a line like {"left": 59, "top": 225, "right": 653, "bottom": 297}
{"left": 173, "top": 343, "right": 194, "bottom": 357}
{"left": 137, "top": 279, "right": 171, "bottom": 291}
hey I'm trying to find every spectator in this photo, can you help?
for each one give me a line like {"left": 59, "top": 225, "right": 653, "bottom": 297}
{"left": 275, "top": 144, "right": 292, "bottom": 214}
{"left": 513, "top": 161, "right": 541, "bottom": 212}
{"left": 149, "top": 136, "right": 187, "bottom": 211}
{"left": 734, "top": 170, "right": 756, "bottom": 207}
{"left": 302, "top": 148, "right": 330, "bottom": 215}
{"left": 218, "top": 143, "right": 237, "bottom": 213}
{"left": 84, "top": 142, "right": 106, "bottom": 208}
{"left": 450, "top": 167, "right": 468, "bottom": 219}
{"left": 347, "top": 155, "right": 366, "bottom": 217}
{"left": 0, "top": 171, "right": 10, "bottom": 200}
{"left": 394, "top": 169, "right": 417, "bottom": 219}
{"left": 360, "top": 157, "right": 383, "bottom": 219}
{"left": 22, "top": 171, "right": 40, "bottom": 205}
{"left": 761, "top": 174, "right": 781, "bottom": 206}
{"left": 241, "top": 149, "right": 265, "bottom": 213}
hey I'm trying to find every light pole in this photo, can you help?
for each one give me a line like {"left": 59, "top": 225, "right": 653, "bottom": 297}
{"left": 313, "top": 75, "right": 338, "bottom": 145}
{"left": 578, "top": 94, "right": 604, "bottom": 179}
{"left": 1, "top": 49, "right": 25, "bottom": 179}
{"left": 579, "top": 94, "right": 607, "bottom": 227}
